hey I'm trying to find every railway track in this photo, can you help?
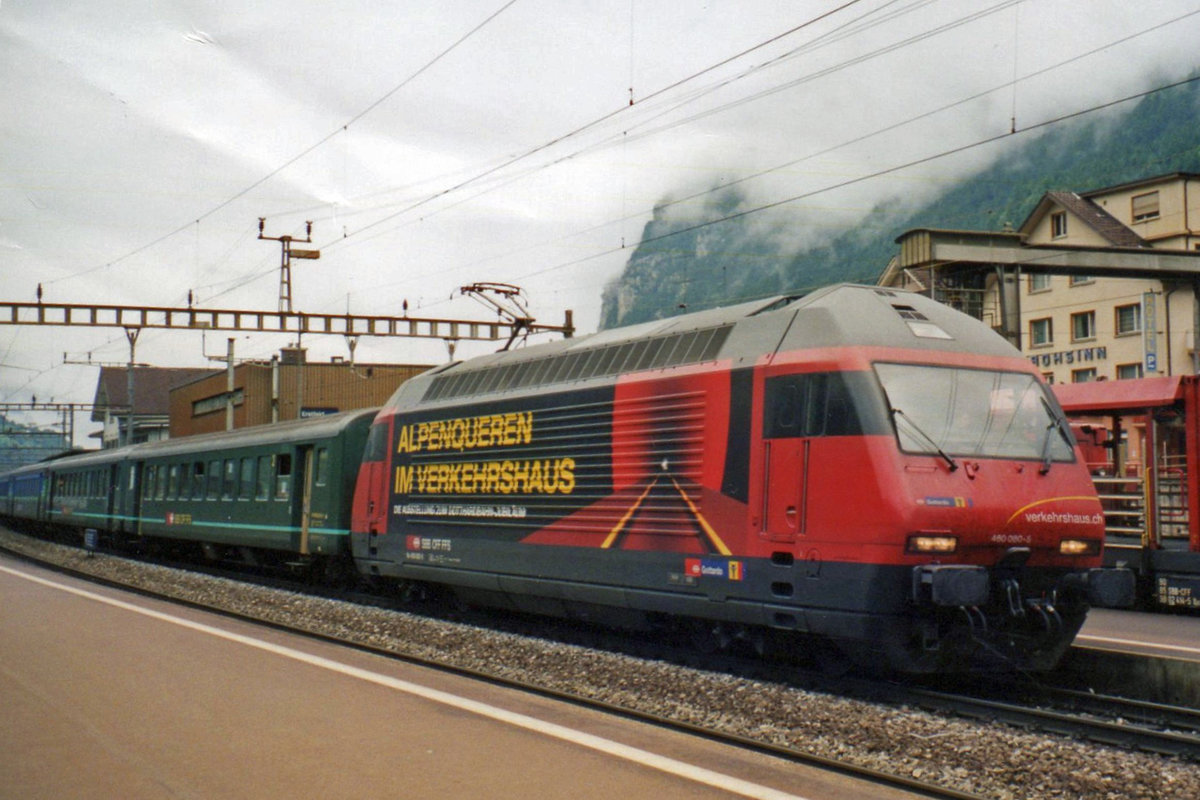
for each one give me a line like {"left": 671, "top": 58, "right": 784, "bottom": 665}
{"left": 894, "top": 680, "right": 1200, "bottom": 759}
{"left": 4, "top": 526, "right": 1199, "bottom": 798}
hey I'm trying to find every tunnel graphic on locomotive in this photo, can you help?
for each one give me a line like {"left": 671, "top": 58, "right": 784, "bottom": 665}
{"left": 351, "top": 284, "right": 1133, "bottom": 673}
{"left": 0, "top": 284, "right": 1135, "bottom": 674}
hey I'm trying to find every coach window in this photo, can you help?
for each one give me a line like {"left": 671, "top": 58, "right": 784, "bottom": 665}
{"left": 314, "top": 448, "right": 329, "bottom": 487}
{"left": 141, "top": 466, "right": 153, "bottom": 499}
{"left": 275, "top": 454, "right": 292, "bottom": 500}
{"left": 239, "top": 458, "right": 254, "bottom": 500}
{"left": 156, "top": 466, "right": 167, "bottom": 500}
{"left": 222, "top": 460, "right": 237, "bottom": 500}
{"left": 255, "top": 456, "right": 271, "bottom": 500}
{"left": 167, "top": 464, "right": 180, "bottom": 499}
{"left": 206, "top": 459, "right": 221, "bottom": 500}
{"left": 192, "top": 462, "right": 205, "bottom": 499}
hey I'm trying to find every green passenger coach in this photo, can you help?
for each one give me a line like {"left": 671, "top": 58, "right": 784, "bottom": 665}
{"left": 41, "top": 408, "right": 377, "bottom": 568}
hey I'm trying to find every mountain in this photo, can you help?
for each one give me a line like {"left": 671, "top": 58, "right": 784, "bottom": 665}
{"left": 0, "top": 415, "right": 71, "bottom": 471}
{"left": 600, "top": 78, "right": 1200, "bottom": 329}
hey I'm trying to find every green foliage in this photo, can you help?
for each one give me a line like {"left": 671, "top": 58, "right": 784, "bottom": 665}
{"left": 601, "top": 79, "right": 1200, "bottom": 329}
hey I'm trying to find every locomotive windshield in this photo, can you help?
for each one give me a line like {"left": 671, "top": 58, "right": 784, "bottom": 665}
{"left": 874, "top": 363, "right": 1075, "bottom": 462}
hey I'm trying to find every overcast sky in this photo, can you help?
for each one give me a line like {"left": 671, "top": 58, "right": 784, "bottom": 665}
{"left": 3, "top": 0, "right": 1200, "bottom": 443}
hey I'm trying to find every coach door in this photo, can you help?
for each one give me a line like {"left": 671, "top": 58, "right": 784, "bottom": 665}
{"left": 106, "top": 463, "right": 119, "bottom": 530}
{"left": 121, "top": 461, "right": 143, "bottom": 535}
{"left": 296, "top": 446, "right": 314, "bottom": 555}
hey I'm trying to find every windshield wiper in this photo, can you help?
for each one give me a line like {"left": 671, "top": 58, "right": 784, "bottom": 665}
{"left": 891, "top": 407, "right": 958, "bottom": 472}
{"left": 1038, "top": 397, "right": 1074, "bottom": 475}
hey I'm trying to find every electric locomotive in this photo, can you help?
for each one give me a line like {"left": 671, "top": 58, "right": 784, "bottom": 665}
{"left": 351, "top": 283, "right": 1134, "bottom": 673}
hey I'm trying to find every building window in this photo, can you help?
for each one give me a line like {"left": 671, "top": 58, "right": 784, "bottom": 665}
{"left": 1028, "top": 274, "right": 1051, "bottom": 293}
{"left": 1071, "top": 310, "right": 1096, "bottom": 342}
{"left": 1132, "top": 191, "right": 1160, "bottom": 222}
{"left": 1069, "top": 275, "right": 1093, "bottom": 286}
{"left": 1072, "top": 368, "right": 1097, "bottom": 383}
{"left": 1115, "top": 303, "right": 1142, "bottom": 336}
{"left": 1116, "top": 363, "right": 1144, "bottom": 380}
{"left": 1030, "top": 317, "right": 1053, "bottom": 347}
{"left": 1041, "top": 372, "right": 1055, "bottom": 385}
{"left": 1051, "top": 211, "right": 1068, "bottom": 238}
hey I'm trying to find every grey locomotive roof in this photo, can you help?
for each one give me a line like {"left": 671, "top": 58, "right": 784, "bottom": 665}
{"left": 22, "top": 407, "right": 379, "bottom": 473}
{"left": 388, "top": 284, "right": 1020, "bottom": 411}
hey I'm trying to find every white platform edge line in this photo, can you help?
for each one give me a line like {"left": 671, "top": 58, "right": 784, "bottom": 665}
{"left": 2, "top": 564, "right": 812, "bottom": 800}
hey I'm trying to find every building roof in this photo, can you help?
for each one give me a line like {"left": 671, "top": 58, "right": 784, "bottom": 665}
{"left": 1053, "top": 375, "right": 1183, "bottom": 414}
{"left": 1020, "top": 191, "right": 1148, "bottom": 248}
{"left": 91, "top": 366, "right": 217, "bottom": 421}
{"left": 1080, "top": 171, "right": 1200, "bottom": 199}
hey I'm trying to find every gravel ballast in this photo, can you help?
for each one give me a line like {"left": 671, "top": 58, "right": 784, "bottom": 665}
{"left": 3, "top": 527, "right": 1198, "bottom": 799}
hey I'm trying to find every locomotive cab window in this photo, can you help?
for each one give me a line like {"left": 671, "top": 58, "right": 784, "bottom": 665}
{"left": 763, "top": 371, "right": 878, "bottom": 438}
{"left": 874, "top": 363, "right": 1075, "bottom": 462}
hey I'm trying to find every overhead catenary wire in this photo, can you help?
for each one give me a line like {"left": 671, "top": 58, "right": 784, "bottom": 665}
{"left": 508, "top": 73, "right": 1200, "bottom": 293}
{"left": 50, "top": 0, "right": 522, "bottom": 286}
{"left": 322, "top": 7, "right": 1200, "bottom": 316}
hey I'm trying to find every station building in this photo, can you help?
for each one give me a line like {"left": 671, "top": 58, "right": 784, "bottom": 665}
{"left": 92, "top": 366, "right": 214, "bottom": 448}
{"left": 880, "top": 172, "right": 1200, "bottom": 385}
{"left": 168, "top": 347, "right": 431, "bottom": 437}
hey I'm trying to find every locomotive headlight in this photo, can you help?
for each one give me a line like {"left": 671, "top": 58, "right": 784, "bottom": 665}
{"left": 906, "top": 534, "right": 958, "bottom": 554}
{"left": 1059, "top": 538, "right": 1101, "bottom": 556}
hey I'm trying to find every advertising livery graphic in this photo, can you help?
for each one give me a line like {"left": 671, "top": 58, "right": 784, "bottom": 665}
{"left": 389, "top": 380, "right": 745, "bottom": 557}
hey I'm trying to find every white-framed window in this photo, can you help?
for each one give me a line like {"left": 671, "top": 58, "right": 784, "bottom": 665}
{"left": 1072, "top": 367, "right": 1097, "bottom": 383}
{"left": 1071, "top": 310, "right": 1096, "bottom": 342}
{"left": 1051, "top": 211, "right": 1068, "bottom": 238}
{"left": 1132, "top": 191, "right": 1160, "bottom": 222}
{"left": 1069, "top": 275, "right": 1093, "bottom": 286}
{"left": 1115, "top": 303, "right": 1142, "bottom": 336}
{"left": 1116, "top": 363, "right": 1144, "bottom": 380}
{"left": 1028, "top": 274, "right": 1051, "bottom": 293}
{"left": 1030, "top": 317, "right": 1053, "bottom": 347}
